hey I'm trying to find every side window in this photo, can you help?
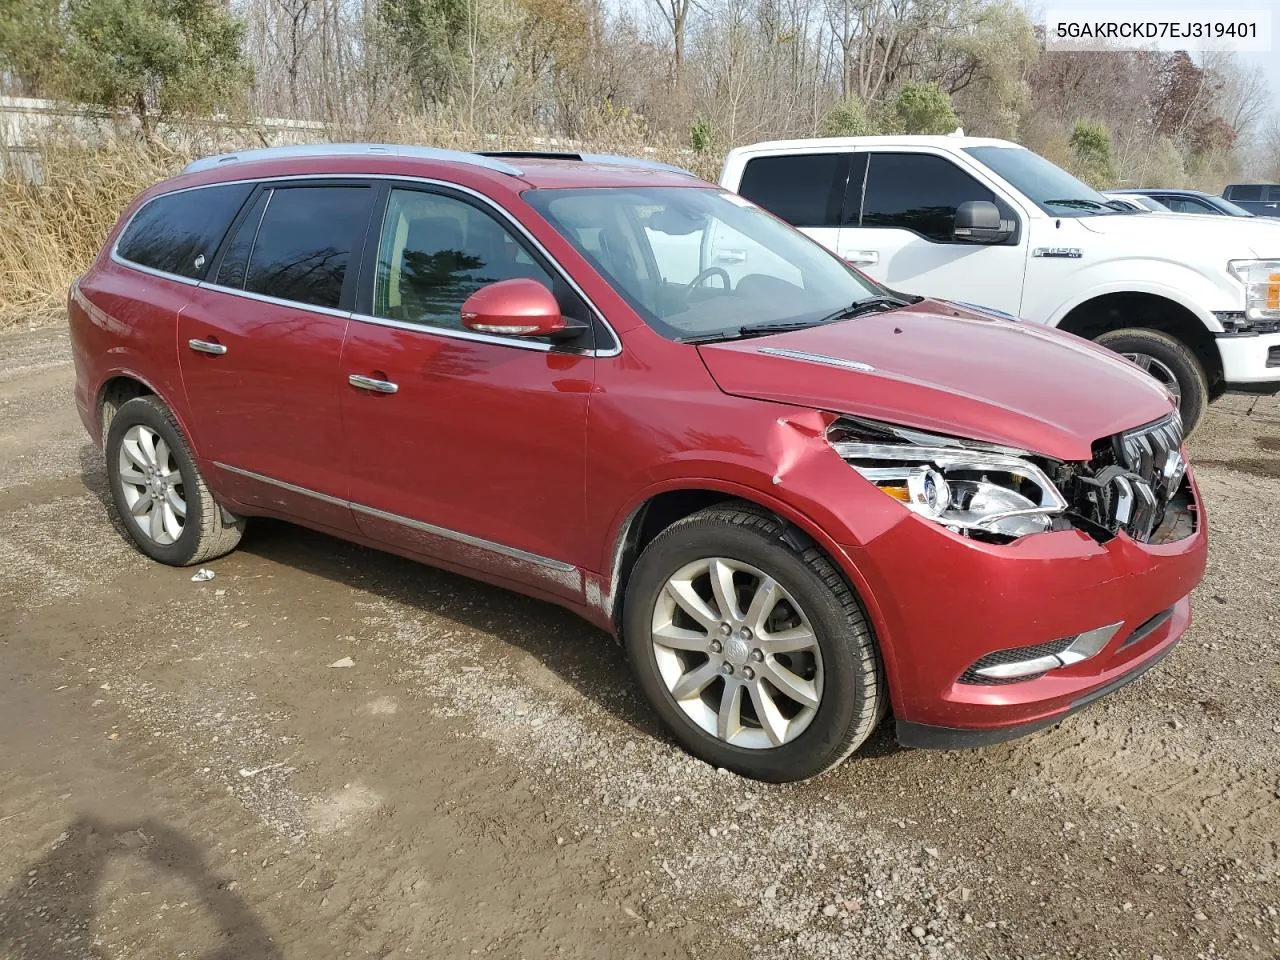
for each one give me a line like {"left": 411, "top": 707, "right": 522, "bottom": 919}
{"left": 372, "top": 188, "right": 555, "bottom": 331}
{"left": 736, "top": 154, "right": 849, "bottom": 228}
{"left": 214, "top": 190, "right": 269, "bottom": 289}
{"left": 117, "top": 183, "right": 253, "bottom": 280}
{"left": 861, "top": 153, "right": 1007, "bottom": 243}
{"left": 1165, "top": 196, "right": 1213, "bottom": 214}
{"left": 241, "top": 185, "right": 374, "bottom": 309}
{"left": 1229, "top": 185, "right": 1263, "bottom": 202}
{"left": 1266, "top": 187, "right": 1280, "bottom": 201}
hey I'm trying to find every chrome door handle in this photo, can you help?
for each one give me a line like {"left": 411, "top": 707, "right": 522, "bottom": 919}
{"left": 843, "top": 250, "right": 880, "bottom": 266}
{"left": 188, "top": 338, "right": 227, "bottom": 356}
{"left": 348, "top": 374, "right": 399, "bottom": 394}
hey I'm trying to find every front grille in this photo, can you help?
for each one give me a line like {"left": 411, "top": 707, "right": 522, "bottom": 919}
{"left": 960, "top": 637, "right": 1075, "bottom": 685}
{"left": 1074, "top": 413, "right": 1186, "bottom": 543}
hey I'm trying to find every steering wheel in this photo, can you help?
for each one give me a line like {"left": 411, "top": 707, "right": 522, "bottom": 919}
{"left": 682, "top": 266, "right": 731, "bottom": 301}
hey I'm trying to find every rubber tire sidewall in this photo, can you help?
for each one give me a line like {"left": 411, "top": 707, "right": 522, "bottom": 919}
{"left": 105, "top": 397, "right": 209, "bottom": 566}
{"left": 1095, "top": 328, "right": 1208, "bottom": 433}
{"left": 623, "top": 515, "right": 879, "bottom": 783}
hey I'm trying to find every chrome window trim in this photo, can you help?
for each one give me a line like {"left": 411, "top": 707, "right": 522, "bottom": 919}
{"left": 110, "top": 172, "right": 623, "bottom": 358}
{"left": 348, "top": 311, "right": 557, "bottom": 353}
{"left": 214, "top": 461, "right": 576, "bottom": 573}
{"left": 201, "top": 282, "right": 352, "bottom": 320}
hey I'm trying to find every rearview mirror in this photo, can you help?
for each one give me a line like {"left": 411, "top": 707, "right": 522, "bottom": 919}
{"left": 953, "top": 201, "right": 1011, "bottom": 244}
{"left": 461, "top": 279, "right": 567, "bottom": 338}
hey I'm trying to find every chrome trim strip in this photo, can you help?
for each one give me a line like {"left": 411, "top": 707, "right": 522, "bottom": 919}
{"left": 758, "top": 347, "right": 875, "bottom": 373}
{"left": 108, "top": 250, "right": 202, "bottom": 286}
{"left": 212, "top": 461, "right": 576, "bottom": 573}
{"left": 200, "top": 282, "right": 352, "bottom": 319}
{"left": 215, "top": 462, "right": 348, "bottom": 509}
{"left": 111, "top": 172, "right": 622, "bottom": 358}
{"left": 348, "top": 502, "right": 576, "bottom": 572}
{"left": 182, "top": 144, "right": 524, "bottom": 177}
{"left": 348, "top": 312, "right": 557, "bottom": 353}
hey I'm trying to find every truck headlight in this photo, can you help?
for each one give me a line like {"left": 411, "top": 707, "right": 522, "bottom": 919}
{"left": 1228, "top": 259, "right": 1280, "bottom": 323}
{"left": 828, "top": 417, "right": 1067, "bottom": 541}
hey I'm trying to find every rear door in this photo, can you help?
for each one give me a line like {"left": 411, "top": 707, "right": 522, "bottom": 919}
{"left": 837, "top": 150, "right": 1028, "bottom": 315}
{"left": 178, "top": 181, "right": 377, "bottom": 530}
{"left": 733, "top": 152, "right": 855, "bottom": 260}
{"left": 338, "top": 184, "right": 596, "bottom": 597}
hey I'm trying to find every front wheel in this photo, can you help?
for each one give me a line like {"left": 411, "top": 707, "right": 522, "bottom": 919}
{"left": 622, "top": 504, "right": 885, "bottom": 782}
{"left": 1095, "top": 328, "right": 1208, "bottom": 433}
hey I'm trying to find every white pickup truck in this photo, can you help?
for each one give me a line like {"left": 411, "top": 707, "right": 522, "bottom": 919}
{"left": 719, "top": 135, "right": 1280, "bottom": 431}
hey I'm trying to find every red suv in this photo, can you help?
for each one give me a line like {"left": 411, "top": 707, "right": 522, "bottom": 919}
{"left": 69, "top": 145, "right": 1208, "bottom": 781}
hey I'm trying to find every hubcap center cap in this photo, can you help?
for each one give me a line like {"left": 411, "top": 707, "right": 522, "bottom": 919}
{"left": 725, "top": 637, "right": 750, "bottom": 667}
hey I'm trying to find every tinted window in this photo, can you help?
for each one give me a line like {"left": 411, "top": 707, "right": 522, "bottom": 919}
{"left": 962, "top": 145, "right": 1111, "bottom": 217}
{"left": 1228, "top": 185, "right": 1264, "bottom": 202}
{"left": 215, "top": 190, "right": 268, "bottom": 289}
{"left": 1161, "top": 196, "right": 1216, "bottom": 214}
{"left": 862, "top": 153, "right": 1004, "bottom": 242}
{"left": 372, "top": 189, "right": 555, "bottom": 331}
{"left": 737, "top": 154, "right": 849, "bottom": 228}
{"left": 117, "top": 183, "right": 252, "bottom": 279}
{"left": 244, "top": 186, "right": 373, "bottom": 309}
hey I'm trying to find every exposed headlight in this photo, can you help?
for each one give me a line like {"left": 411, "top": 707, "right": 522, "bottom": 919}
{"left": 828, "top": 417, "right": 1067, "bottom": 541}
{"left": 1228, "top": 259, "right": 1280, "bottom": 323}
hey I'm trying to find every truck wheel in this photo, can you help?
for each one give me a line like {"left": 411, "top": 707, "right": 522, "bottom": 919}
{"left": 1095, "top": 328, "right": 1207, "bottom": 433}
{"left": 622, "top": 504, "right": 885, "bottom": 782}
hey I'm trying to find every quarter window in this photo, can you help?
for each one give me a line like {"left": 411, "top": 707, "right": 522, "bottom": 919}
{"left": 117, "top": 183, "right": 253, "bottom": 280}
{"left": 737, "top": 154, "right": 849, "bottom": 228}
{"left": 240, "top": 185, "right": 374, "bottom": 309}
{"left": 372, "top": 189, "right": 554, "bottom": 331}
{"left": 862, "top": 153, "right": 1006, "bottom": 242}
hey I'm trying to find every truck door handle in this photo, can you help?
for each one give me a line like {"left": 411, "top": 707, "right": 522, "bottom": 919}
{"left": 188, "top": 338, "right": 227, "bottom": 356}
{"left": 843, "top": 250, "right": 880, "bottom": 266}
{"left": 348, "top": 374, "right": 399, "bottom": 394}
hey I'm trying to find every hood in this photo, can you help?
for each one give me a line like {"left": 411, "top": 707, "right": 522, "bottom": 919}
{"left": 696, "top": 301, "right": 1175, "bottom": 461}
{"left": 1076, "top": 211, "right": 1280, "bottom": 257}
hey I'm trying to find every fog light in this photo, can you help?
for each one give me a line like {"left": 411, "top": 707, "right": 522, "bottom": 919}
{"left": 967, "top": 622, "right": 1124, "bottom": 682}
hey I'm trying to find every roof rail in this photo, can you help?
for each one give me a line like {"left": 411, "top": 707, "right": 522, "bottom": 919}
{"left": 479, "top": 150, "right": 697, "bottom": 177}
{"left": 181, "top": 143, "right": 523, "bottom": 176}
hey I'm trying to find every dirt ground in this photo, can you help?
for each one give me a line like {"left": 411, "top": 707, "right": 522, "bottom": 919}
{"left": 1, "top": 323, "right": 1278, "bottom": 960}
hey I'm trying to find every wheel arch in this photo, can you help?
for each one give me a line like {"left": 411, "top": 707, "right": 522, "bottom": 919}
{"left": 1053, "top": 291, "right": 1224, "bottom": 397}
{"left": 597, "top": 481, "right": 902, "bottom": 711}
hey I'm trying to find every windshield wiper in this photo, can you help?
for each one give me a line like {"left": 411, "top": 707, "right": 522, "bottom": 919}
{"left": 679, "top": 295, "right": 913, "bottom": 344}
{"left": 1043, "top": 198, "right": 1110, "bottom": 211}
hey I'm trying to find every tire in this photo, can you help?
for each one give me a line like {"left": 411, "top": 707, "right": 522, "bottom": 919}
{"left": 1094, "top": 328, "right": 1207, "bottom": 434}
{"left": 622, "top": 503, "right": 884, "bottom": 782}
{"left": 104, "top": 395, "right": 244, "bottom": 566}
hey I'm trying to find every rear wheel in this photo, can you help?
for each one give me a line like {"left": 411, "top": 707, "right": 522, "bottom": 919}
{"left": 1095, "top": 327, "right": 1207, "bottom": 432}
{"left": 623, "top": 504, "right": 884, "bottom": 782}
{"left": 105, "top": 396, "right": 244, "bottom": 566}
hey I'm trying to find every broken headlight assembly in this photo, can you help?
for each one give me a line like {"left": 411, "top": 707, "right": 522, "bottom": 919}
{"left": 827, "top": 417, "right": 1067, "bottom": 542}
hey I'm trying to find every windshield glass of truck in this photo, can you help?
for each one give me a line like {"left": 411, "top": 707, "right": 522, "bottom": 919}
{"left": 524, "top": 186, "right": 880, "bottom": 341}
{"left": 964, "top": 146, "right": 1119, "bottom": 217}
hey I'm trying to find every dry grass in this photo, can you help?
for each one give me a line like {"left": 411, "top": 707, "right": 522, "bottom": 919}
{"left": 0, "top": 115, "right": 715, "bottom": 329}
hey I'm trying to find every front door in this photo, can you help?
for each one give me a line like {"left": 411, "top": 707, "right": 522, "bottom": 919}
{"left": 339, "top": 185, "right": 595, "bottom": 599}
{"left": 178, "top": 181, "right": 377, "bottom": 530}
{"left": 837, "top": 150, "right": 1029, "bottom": 316}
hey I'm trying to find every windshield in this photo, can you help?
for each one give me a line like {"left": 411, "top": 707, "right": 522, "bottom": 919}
{"left": 523, "top": 186, "right": 881, "bottom": 341}
{"left": 964, "top": 146, "right": 1119, "bottom": 217}
{"left": 1213, "top": 195, "right": 1255, "bottom": 217}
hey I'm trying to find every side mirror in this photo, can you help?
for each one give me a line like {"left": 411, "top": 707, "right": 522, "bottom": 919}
{"left": 461, "top": 278, "right": 567, "bottom": 338}
{"left": 954, "top": 201, "right": 1011, "bottom": 244}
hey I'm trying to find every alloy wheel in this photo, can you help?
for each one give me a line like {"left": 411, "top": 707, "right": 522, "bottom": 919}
{"left": 1122, "top": 352, "right": 1182, "bottom": 405}
{"left": 117, "top": 424, "right": 187, "bottom": 545}
{"left": 650, "top": 557, "right": 824, "bottom": 749}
